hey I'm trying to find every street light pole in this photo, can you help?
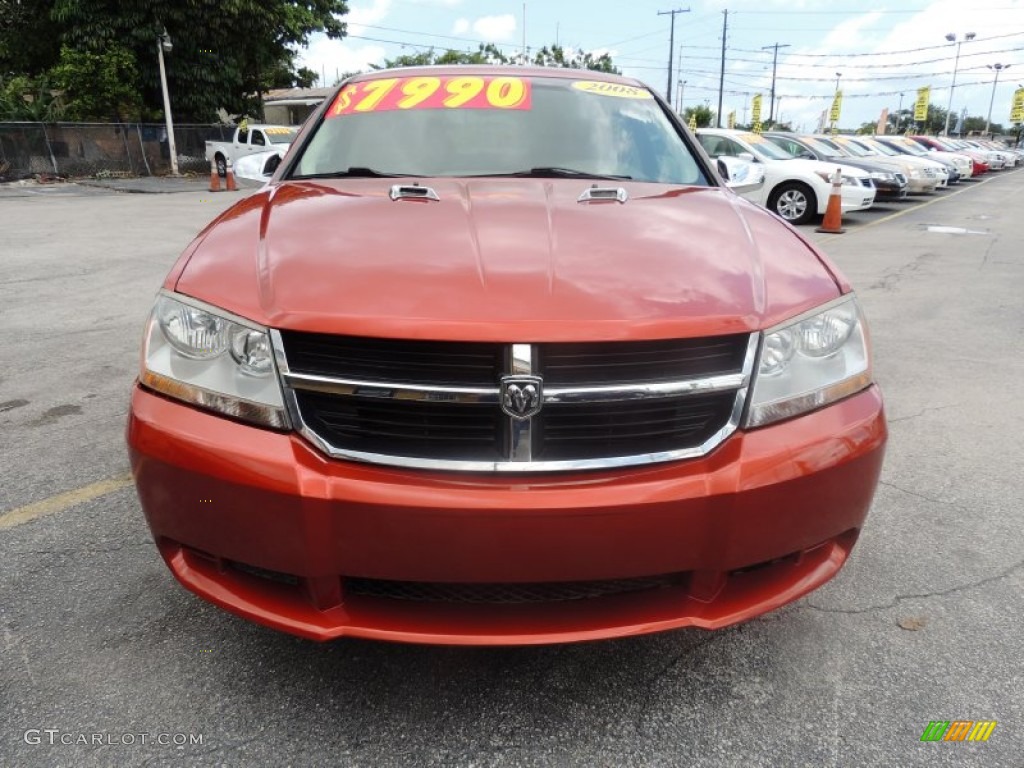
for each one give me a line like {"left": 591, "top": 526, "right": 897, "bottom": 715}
{"left": 157, "top": 28, "right": 179, "bottom": 176}
{"left": 896, "top": 92, "right": 904, "bottom": 134}
{"left": 677, "top": 79, "right": 687, "bottom": 115}
{"left": 985, "top": 64, "right": 1011, "bottom": 136}
{"left": 943, "top": 31, "right": 976, "bottom": 136}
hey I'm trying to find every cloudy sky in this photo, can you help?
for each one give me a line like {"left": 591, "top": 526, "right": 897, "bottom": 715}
{"left": 298, "top": 0, "right": 1024, "bottom": 131}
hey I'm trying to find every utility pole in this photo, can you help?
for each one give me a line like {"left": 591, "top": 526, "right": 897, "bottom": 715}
{"left": 658, "top": 8, "right": 690, "bottom": 107}
{"left": 761, "top": 42, "right": 789, "bottom": 128}
{"left": 716, "top": 9, "right": 728, "bottom": 127}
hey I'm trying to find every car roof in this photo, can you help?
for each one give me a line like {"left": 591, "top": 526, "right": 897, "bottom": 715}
{"left": 346, "top": 65, "right": 647, "bottom": 89}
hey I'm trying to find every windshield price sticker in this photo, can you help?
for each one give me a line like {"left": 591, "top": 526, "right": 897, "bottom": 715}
{"left": 571, "top": 81, "right": 652, "bottom": 99}
{"left": 328, "top": 76, "right": 532, "bottom": 116}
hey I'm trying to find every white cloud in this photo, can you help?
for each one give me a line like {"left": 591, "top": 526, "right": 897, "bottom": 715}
{"left": 472, "top": 14, "right": 517, "bottom": 42}
{"left": 298, "top": 36, "right": 387, "bottom": 86}
{"left": 347, "top": 0, "right": 392, "bottom": 36}
{"left": 452, "top": 18, "right": 470, "bottom": 35}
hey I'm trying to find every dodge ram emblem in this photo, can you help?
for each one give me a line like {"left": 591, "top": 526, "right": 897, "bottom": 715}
{"left": 500, "top": 376, "right": 543, "bottom": 419}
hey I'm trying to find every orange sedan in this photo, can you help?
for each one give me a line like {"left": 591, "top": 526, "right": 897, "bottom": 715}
{"left": 127, "top": 67, "right": 886, "bottom": 645}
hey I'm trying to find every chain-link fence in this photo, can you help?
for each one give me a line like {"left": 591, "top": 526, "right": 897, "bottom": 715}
{"left": 0, "top": 123, "right": 235, "bottom": 180}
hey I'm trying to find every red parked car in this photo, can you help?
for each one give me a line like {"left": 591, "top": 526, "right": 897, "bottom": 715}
{"left": 127, "top": 67, "right": 886, "bottom": 645}
{"left": 909, "top": 135, "right": 989, "bottom": 176}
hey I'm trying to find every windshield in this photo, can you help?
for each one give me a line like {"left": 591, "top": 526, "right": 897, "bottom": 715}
{"left": 734, "top": 132, "right": 798, "bottom": 161}
{"left": 814, "top": 137, "right": 852, "bottom": 156}
{"left": 802, "top": 137, "right": 846, "bottom": 159}
{"left": 860, "top": 139, "right": 898, "bottom": 157}
{"left": 884, "top": 138, "right": 927, "bottom": 156}
{"left": 291, "top": 74, "right": 707, "bottom": 185}
{"left": 266, "top": 127, "right": 299, "bottom": 145}
{"left": 833, "top": 138, "right": 871, "bottom": 157}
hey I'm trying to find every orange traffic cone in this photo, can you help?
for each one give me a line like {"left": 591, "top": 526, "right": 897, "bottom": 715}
{"left": 208, "top": 156, "right": 221, "bottom": 192}
{"left": 816, "top": 168, "right": 845, "bottom": 234}
{"left": 225, "top": 159, "right": 237, "bottom": 192}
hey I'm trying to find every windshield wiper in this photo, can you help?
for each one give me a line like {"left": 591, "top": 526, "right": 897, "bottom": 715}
{"left": 478, "top": 167, "right": 633, "bottom": 180}
{"left": 291, "top": 167, "right": 421, "bottom": 179}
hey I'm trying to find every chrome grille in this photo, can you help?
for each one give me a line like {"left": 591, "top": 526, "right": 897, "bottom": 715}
{"left": 273, "top": 332, "right": 758, "bottom": 472}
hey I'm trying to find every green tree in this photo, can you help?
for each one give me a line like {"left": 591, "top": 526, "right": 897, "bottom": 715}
{"left": 1, "top": 0, "right": 348, "bottom": 122}
{"left": 683, "top": 104, "right": 714, "bottom": 128}
{"left": 379, "top": 44, "right": 509, "bottom": 69}
{"left": 380, "top": 43, "right": 620, "bottom": 73}
{"left": 0, "top": 75, "right": 64, "bottom": 120}
{"left": 0, "top": 0, "right": 63, "bottom": 77}
{"left": 48, "top": 44, "right": 144, "bottom": 120}
{"left": 531, "top": 45, "right": 619, "bottom": 74}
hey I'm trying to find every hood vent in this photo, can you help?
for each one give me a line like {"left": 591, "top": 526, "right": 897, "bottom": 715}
{"left": 577, "top": 185, "right": 629, "bottom": 204}
{"left": 389, "top": 183, "right": 440, "bottom": 202}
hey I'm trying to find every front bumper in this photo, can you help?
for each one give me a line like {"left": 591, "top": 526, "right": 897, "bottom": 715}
{"left": 838, "top": 186, "right": 876, "bottom": 212}
{"left": 128, "top": 384, "right": 887, "bottom": 645}
{"left": 873, "top": 180, "right": 908, "bottom": 200}
{"left": 907, "top": 177, "right": 938, "bottom": 194}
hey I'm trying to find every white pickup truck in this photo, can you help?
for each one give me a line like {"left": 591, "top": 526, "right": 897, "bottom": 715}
{"left": 205, "top": 124, "right": 298, "bottom": 176}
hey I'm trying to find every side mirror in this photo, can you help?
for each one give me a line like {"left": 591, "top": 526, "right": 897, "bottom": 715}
{"left": 798, "top": 150, "right": 816, "bottom": 160}
{"left": 737, "top": 152, "right": 756, "bottom": 163}
{"left": 718, "top": 156, "right": 766, "bottom": 195}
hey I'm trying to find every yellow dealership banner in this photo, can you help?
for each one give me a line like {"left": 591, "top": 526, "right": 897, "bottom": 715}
{"left": 727, "top": 110, "right": 736, "bottom": 129}
{"left": 688, "top": 114, "right": 697, "bottom": 131}
{"left": 914, "top": 86, "right": 930, "bottom": 122}
{"left": 1011, "top": 87, "right": 1024, "bottom": 123}
{"left": 751, "top": 94, "right": 762, "bottom": 124}
{"left": 830, "top": 91, "right": 843, "bottom": 123}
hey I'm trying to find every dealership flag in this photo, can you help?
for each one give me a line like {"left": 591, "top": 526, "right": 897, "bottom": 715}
{"left": 914, "top": 86, "right": 930, "bottom": 122}
{"left": 877, "top": 108, "right": 889, "bottom": 135}
{"left": 1012, "top": 87, "right": 1024, "bottom": 123}
{"left": 830, "top": 91, "right": 843, "bottom": 123}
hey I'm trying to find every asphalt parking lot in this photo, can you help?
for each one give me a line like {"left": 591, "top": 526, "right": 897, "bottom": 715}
{"left": 2, "top": 171, "right": 1023, "bottom": 767}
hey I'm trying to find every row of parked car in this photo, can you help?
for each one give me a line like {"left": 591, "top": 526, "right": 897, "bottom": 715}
{"left": 697, "top": 129, "right": 1023, "bottom": 225}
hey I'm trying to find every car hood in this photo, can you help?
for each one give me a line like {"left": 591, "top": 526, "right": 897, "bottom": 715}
{"left": 764, "top": 157, "right": 868, "bottom": 178}
{"left": 173, "top": 178, "right": 842, "bottom": 341}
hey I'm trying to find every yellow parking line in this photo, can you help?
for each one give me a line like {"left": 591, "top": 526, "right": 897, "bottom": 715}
{"left": 0, "top": 474, "right": 134, "bottom": 531}
{"left": 853, "top": 176, "right": 993, "bottom": 231}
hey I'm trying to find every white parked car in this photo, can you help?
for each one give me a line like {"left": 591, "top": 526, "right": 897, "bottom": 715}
{"left": 205, "top": 124, "right": 298, "bottom": 177}
{"left": 817, "top": 135, "right": 936, "bottom": 194}
{"left": 958, "top": 139, "right": 1011, "bottom": 169}
{"left": 696, "top": 129, "right": 875, "bottom": 225}
{"left": 874, "top": 135, "right": 972, "bottom": 181}
{"left": 852, "top": 137, "right": 950, "bottom": 189}
{"left": 232, "top": 150, "right": 284, "bottom": 184}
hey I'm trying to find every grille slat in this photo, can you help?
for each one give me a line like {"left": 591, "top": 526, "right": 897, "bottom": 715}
{"left": 282, "top": 333, "right": 749, "bottom": 467}
{"left": 540, "top": 337, "right": 746, "bottom": 385}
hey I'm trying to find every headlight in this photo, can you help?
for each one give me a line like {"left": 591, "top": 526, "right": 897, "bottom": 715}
{"left": 814, "top": 171, "right": 860, "bottom": 186}
{"left": 869, "top": 172, "right": 894, "bottom": 181}
{"left": 140, "top": 293, "right": 288, "bottom": 428}
{"left": 744, "top": 296, "right": 872, "bottom": 428}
